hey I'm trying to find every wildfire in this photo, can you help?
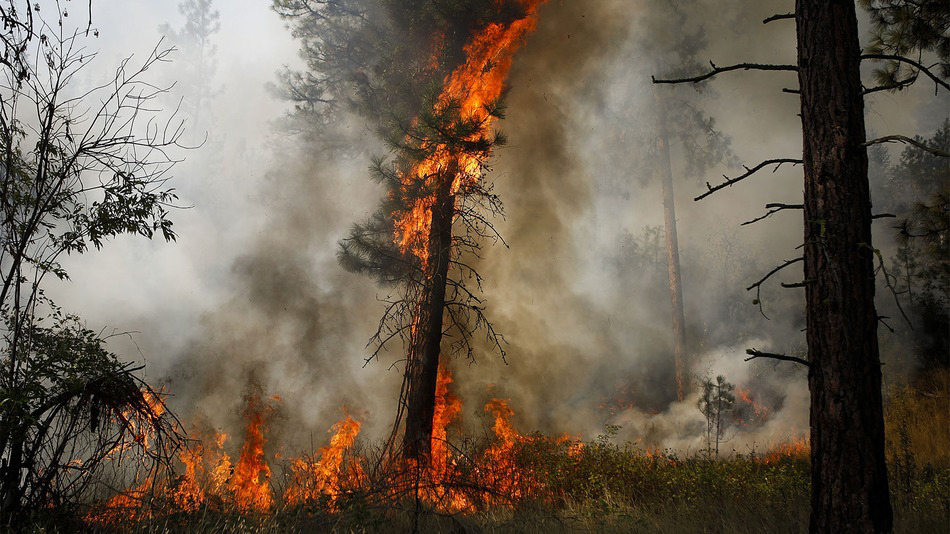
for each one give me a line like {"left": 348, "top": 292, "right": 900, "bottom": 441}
{"left": 733, "top": 387, "right": 772, "bottom": 427}
{"left": 762, "top": 438, "right": 810, "bottom": 464}
{"left": 284, "top": 413, "right": 364, "bottom": 507}
{"left": 394, "top": 0, "right": 547, "bottom": 262}
{"left": 229, "top": 394, "right": 278, "bottom": 512}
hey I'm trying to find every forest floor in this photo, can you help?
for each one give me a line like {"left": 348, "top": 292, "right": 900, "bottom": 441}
{"left": 25, "top": 371, "right": 950, "bottom": 534}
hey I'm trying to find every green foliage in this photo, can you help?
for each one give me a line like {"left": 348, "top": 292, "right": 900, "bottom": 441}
{"left": 859, "top": 0, "right": 950, "bottom": 85}
{"left": 882, "top": 121, "right": 950, "bottom": 369}
{"left": 697, "top": 375, "right": 735, "bottom": 457}
{"left": 0, "top": 7, "right": 185, "bottom": 523}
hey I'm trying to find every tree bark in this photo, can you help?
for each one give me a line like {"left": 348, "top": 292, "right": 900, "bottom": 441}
{"left": 654, "top": 88, "right": 688, "bottom": 402}
{"left": 796, "top": 1, "right": 893, "bottom": 532}
{"left": 402, "top": 167, "right": 456, "bottom": 461}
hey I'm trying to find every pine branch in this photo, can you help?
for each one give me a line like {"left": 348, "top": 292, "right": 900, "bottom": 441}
{"left": 746, "top": 256, "right": 804, "bottom": 320}
{"left": 742, "top": 203, "right": 803, "bottom": 226}
{"left": 860, "top": 54, "right": 950, "bottom": 92}
{"left": 863, "top": 73, "right": 918, "bottom": 95}
{"left": 745, "top": 348, "right": 809, "bottom": 367}
{"left": 695, "top": 159, "right": 802, "bottom": 201}
{"left": 763, "top": 13, "right": 794, "bottom": 24}
{"left": 865, "top": 135, "right": 950, "bottom": 158}
{"left": 652, "top": 61, "right": 798, "bottom": 85}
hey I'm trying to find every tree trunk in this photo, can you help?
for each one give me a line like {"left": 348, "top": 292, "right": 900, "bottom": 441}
{"left": 655, "top": 88, "right": 688, "bottom": 402}
{"left": 795, "top": 1, "right": 893, "bottom": 531}
{"left": 402, "top": 167, "right": 456, "bottom": 461}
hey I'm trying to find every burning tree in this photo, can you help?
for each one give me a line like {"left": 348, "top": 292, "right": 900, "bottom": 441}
{"left": 275, "top": 0, "right": 546, "bottom": 462}
{"left": 0, "top": 3, "right": 185, "bottom": 524}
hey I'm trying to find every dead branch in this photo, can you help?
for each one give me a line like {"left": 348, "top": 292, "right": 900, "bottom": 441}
{"left": 781, "top": 280, "right": 811, "bottom": 288}
{"left": 865, "top": 135, "right": 949, "bottom": 158}
{"left": 747, "top": 257, "right": 803, "bottom": 320}
{"left": 746, "top": 257, "right": 804, "bottom": 292}
{"left": 745, "top": 348, "right": 810, "bottom": 367}
{"left": 695, "top": 158, "right": 802, "bottom": 201}
{"left": 652, "top": 61, "right": 797, "bottom": 85}
{"left": 763, "top": 13, "right": 794, "bottom": 24}
{"left": 863, "top": 73, "right": 918, "bottom": 95}
{"left": 742, "top": 203, "right": 803, "bottom": 226}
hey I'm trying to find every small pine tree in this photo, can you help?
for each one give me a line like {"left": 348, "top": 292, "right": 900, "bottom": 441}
{"left": 697, "top": 375, "right": 735, "bottom": 458}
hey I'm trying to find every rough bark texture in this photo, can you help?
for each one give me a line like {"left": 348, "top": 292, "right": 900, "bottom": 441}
{"left": 655, "top": 89, "right": 688, "bottom": 402}
{"left": 402, "top": 170, "right": 455, "bottom": 461}
{"left": 796, "top": 1, "right": 893, "bottom": 532}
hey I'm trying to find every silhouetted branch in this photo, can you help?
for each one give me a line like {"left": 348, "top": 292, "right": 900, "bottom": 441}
{"left": 746, "top": 257, "right": 804, "bottom": 292}
{"left": 860, "top": 54, "right": 950, "bottom": 92}
{"left": 863, "top": 73, "right": 918, "bottom": 95}
{"left": 865, "top": 244, "right": 914, "bottom": 329}
{"left": 781, "top": 280, "right": 811, "bottom": 288}
{"left": 747, "top": 257, "right": 804, "bottom": 320}
{"left": 652, "top": 61, "right": 798, "bottom": 85}
{"left": 695, "top": 158, "right": 802, "bottom": 201}
{"left": 742, "top": 203, "right": 803, "bottom": 226}
{"left": 865, "top": 135, "right": 949, "bottom": 158}
{"left": 745, "top": 348, "right": 809, "bottom": 367}
{"left": 763, "top": 13, "right": 794, "bottom": 24}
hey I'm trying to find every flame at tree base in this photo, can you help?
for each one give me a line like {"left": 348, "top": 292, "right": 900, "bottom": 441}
{"left": 85, "top": 368, "right": 814, "bottom": 529}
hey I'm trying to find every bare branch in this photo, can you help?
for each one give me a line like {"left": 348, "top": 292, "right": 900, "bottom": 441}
{"left": 747, "top": 257, "right": 803, "bottom": 320}
{"left": 695, "top": 158, "right": 802, "bottom": 201}
{"left": 745, "top": 348, "right": 810, "bottom": 367}
{"left": 763, "top": 13, "right": 794, "bottom": 24}
{"left": 863, "top": 73, "right": 918, "bottom": 95}
{"left": 742, "top": 203, "right": 803, "bottom": 226}
{"left": 746, "top": 257, "right": 804, "bottom": 292}
{"left": 652, "top": 61, "right": 798, "bottom": 85}
{"left": 865, "top": 135, "right": 949, "bottom": 158}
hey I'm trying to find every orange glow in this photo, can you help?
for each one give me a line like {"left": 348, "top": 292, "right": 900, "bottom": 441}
{"left": 734, "top": 387, "right": 772, "bottom": 427}
{"left": 762, "top": 438, "right": 810, "bottom": 463}
{"left": 284, "top": 413, "right": 364, "bottom": 506}
{"left": 394, "top": 0, "right": 548, "bottom": 263}
{"left": 228, "top": 394, "right": 277, "bottom": 512}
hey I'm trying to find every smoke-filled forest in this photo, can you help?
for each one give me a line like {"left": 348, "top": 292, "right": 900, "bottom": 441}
{"left": 0, "top": 0, "right": 947, "bottom": 532}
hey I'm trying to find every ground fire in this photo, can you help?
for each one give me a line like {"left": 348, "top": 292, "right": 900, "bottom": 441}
{"left": 6, "top": 0, "right": 945, "bottom": 531}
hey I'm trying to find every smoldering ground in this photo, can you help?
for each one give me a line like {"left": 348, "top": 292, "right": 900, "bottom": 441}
{"left": 46, "top": 0, "right": 948, "bottom": 456}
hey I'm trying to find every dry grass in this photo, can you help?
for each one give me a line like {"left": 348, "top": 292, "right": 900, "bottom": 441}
{"left": 18, "top": 372, "right": 950, "bottom": 534}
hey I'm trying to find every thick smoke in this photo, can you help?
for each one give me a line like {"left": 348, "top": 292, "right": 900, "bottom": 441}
{"left": 46, "top": 0, "right": 948, "bottom": 456}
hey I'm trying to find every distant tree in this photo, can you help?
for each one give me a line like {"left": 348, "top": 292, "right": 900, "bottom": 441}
{"left": 0, "top": 7, "right": 185, "bottom": 524}
{"left": 160, "top": 0, "right": 220, "bottom": 135}
{"left": 886, "top": 121, "right": 950, "bottom": 370}
{"left": 697, "top": 374, "right": 735, "bottom": 458}
{"left": 633, "top": 0, "right": 738, "bottom": 402}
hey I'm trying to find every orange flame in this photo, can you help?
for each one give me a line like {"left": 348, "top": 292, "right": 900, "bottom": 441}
{"left": 285, "top": 413, "right": 364, "bottom": 506}
{"left": 394, "top": 0, "right": 548, "bottom": 262}
{"left": 228, "top": 394, "right": 277, "bottom": 512}
{"left": 762, "top": 437, "right": 810, "bottom": 464}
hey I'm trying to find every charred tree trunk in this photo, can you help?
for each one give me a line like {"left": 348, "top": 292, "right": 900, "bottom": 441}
{"left": 796, "top": 1, "right": 893, "bottom": 532}
{"left": 402, "top": 167, "right": 456, "bottom": 461}
{"left": 655, "top": 88, "right": 688, "bottom": 402}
